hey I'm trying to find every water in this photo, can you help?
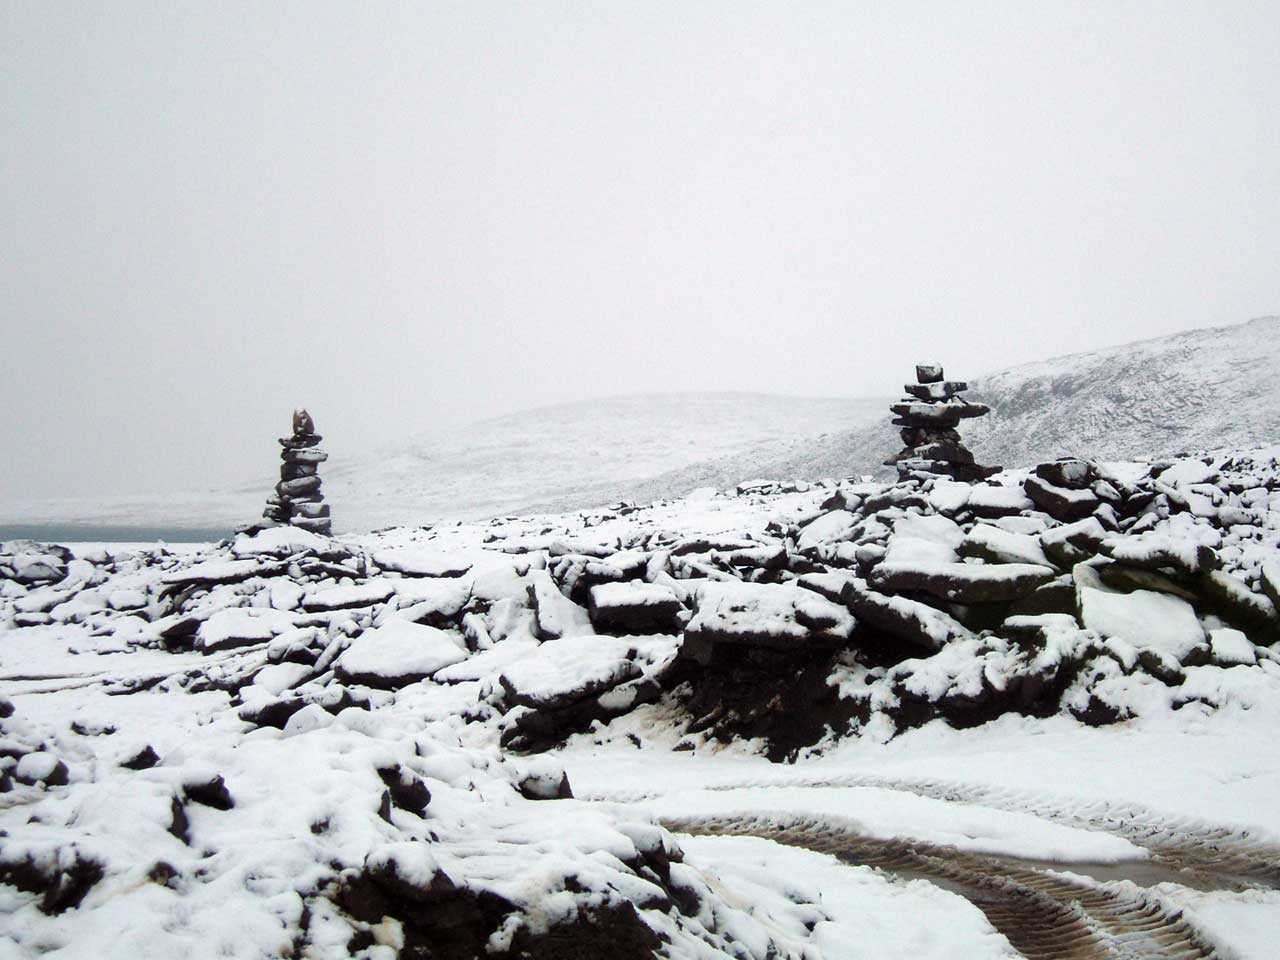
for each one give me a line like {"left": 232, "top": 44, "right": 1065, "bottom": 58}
{"left": 0, "top": 523, "right": 231, "bottom": 544}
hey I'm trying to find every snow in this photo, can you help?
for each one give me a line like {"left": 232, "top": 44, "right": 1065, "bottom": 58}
{"left": 6, "top": 438, "right": 1280, "bottom": 959}
{"left": 962, "top": 523, "right": 1052, "bottom": 566}
{"left": 587, "top": 581, "right": 679, "bottom": 610}
{"left": 302, "top": 580, "right": 395, "bottom": 611}
{"left": 498, "top": 635, "right": 642, "bottom": 710}
{"left": 679, "top": 835, "right": 1014, "bottom": 960}
{"left": 965, "top": 484, "right": 1033, "bottom": 512}
{"left": 650, "top": 786, "right": 1144, "bottom": 862}
{"left": 372, "top": 547, "right": 472, "bottom": 578}
{"left": 686, "top": 581, "right": 854, "bottom": 646}
{"left": 795, "top": 510, "right": 856, "bottom": 550}
{"left": 198, "top": 607, "right": 296, "bottom": 652}
{"left": 1208, "top": 628, "right": 1257, "bottom": 665}
{"left": 1076, "top": 567, "right": 1205, "bottom": 660}
{"left": 231, "top": 526, "right": 331, "bottom": 557}
{"left": 160, "top": 558, "right": 264, "bottom": 584}
{"left": 333, "top": 620, "right": 467, "bottom": 685}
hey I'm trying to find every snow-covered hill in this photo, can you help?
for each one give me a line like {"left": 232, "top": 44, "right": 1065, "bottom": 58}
{"left": 0, "top": 393, "right": 888, "bottom": 534}
{"left": 746, "top": 315, "right": 1280, "bottom": 484}
{"left": 3, "top": 317, "right": 1277, "bottom": 534}
{"left": 322, "top": 392, "right": 886, "bottom": 527}
{"left": 331, "top": 314, "right": 1280, "bottom": 519}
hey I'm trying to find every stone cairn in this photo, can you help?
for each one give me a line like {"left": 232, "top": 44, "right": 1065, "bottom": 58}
{"left": 885, "top": 363, "right": 999, "bottom": 482}
{"left": 262, "top": 409, "right": 332, "bottom": 535}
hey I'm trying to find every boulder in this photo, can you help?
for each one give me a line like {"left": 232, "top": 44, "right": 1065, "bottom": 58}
{"left": 1263, "top": 563, "right": 1280, "bottom": 612}
{"left": 587, "top": 581, "right": 683, "bottom": 634}
{"left": 1074, "top": 563, "right": 1206, "bottom": 662}
{"left": 333, "top": 621, "right": 468, "bottom": 689}
{"left": 684, "top": 582, "right": 854, "bottom": 650}
{"left": 1195, "top": 570, "right": 1280, "bottom": 641}
{"left": 1032, "top": 458, "right": 1096, "bottom": 490}
{"left": 1024, "top": 475, "right": 1100, "bottom": 522}
{"left": 841, "top": 578, "right": 972, "bottom": 650}
{"left": 868, "top": 560, "right": 1056, "bottom": 604}
{"left": 1101, "top": 532, "right": 1219, "bottom": 577}
{"left": 499, "top": 636, "right": 642, "bottom": 710}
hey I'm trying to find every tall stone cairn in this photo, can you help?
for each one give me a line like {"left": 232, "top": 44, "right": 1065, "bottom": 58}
{"left": 262, "top": 409, "right": 332, "bottom": 535}
{"left": 884, "top": 363, "right": 999, "bottom": 483}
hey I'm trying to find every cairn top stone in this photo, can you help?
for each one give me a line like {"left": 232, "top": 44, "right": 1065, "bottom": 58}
{"left": 916, "top": 363, "right": 944, "bottom": 384}
{"left": 292, "top": 408, "right": 315, "bottom": 437}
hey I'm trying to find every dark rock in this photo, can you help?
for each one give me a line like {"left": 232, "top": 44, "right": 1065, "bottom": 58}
{"left": 14, "top": 757, "right": 69, "bottom": 787}
{"left": 1196, "top": 571, "right": 1280, "bottom": 641}
{"left": 1098, "top": 564, "right": 1198, "bottom": 601}
{"left": 238, "top": 697, "right": 307, "bottom": 730}
{"left": 587, "top": 582, "right": 684, "bottom": 634}
{"left": 1005, "top": 577, "right": 1082, "bottom": 617}
{"left": 168, "top": 796, "right": 190, "bottom": 843}
{"left": 915, "top": 363, "right": 944, "bottom": 383}
{"left": 515, "top": 767, "right": 574, "bottom": 800}
{"left": 1263, "top": 565, "right": 1280, "bottom": 612}
{"left": 841, "top": 578, "right": 970, "bottom": 651}
{"left": 376, "top": 764, "right": 432, "bottom": 817}
{"left": 1033, "top": 458, "right": 1096, "bottom": 490}
{"left": 184, "top": 774, "right": 234, "bottom": 810}
{"left": 1024, "top": 475, "right": 1101, "bottom": 522}
{"left": 0, "top": 849, "right": 104, "bottom": 914}
{"left": 868, "top": 561, "right": 1056, "bottom": 604}
{"left": 120, "top": 745, "right": 160, "bottom": 770}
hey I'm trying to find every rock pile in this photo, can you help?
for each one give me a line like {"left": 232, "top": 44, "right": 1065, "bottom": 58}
{"left": 885, "top": 363, "right": 999, "bottom": 482}
{"left": 262, "top": 409, "right": 332, "bottom": 535}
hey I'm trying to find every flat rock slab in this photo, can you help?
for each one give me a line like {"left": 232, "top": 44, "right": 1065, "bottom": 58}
{"left": 960, "top": 525, "right": 1054, "bottom": 568}
{"left": 685, "top": 582, "right": 854, "bottom": 649}
{"left": 334, "top": 620, "right": 468, "bottom": 688}
{"left": 302, "top": 581, "right": 395, "bottom": 612}
{"left": 232, "top": 528, "right": 334, "bottom": 558}
{"left": 372, "top": 548, "right": 473, "bottom": 578}
{"left": 868, "top": 561, "right": 1056, "bottom": 603}
{"left": 966, "top": 484, "right": 1034, "bottom": 517}
{"left": 1024, "top": 475, "right": 1100, "bottom": 522}
{"left": 1102, "top": 533, "right": 1219, "bottom": 577}
{"left": 499, "top": 635, "right": 642, "bottom": 710}
{"left": 198, "top": 608, "right": 297, "bottom": 654}
{"left": 842, "top": 578, "right": 972, "bottom": 650}
{"left": 1075, "top": 564, "right": 1205, "bottom": 661}
{"left": 587, "top": 581, "right": 683, "bottom": 634}
{"left": 162, "top": 559, "right": 282, "bottom": 587}
{"left": 527, "top": 569, "right": 594, "bottom": 640}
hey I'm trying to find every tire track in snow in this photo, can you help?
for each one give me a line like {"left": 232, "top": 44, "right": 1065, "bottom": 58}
{"left": 587, "top": 772, "right": 1280, "bottom": 889}
{"left": 667, "top": 814, "right": 1225, "bottom": 960}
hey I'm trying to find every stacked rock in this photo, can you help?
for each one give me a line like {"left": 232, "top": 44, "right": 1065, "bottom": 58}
{"left": 884, "top": 363, "right": 999, "bottom": 482}
{"left": 262, "top": 409, "right": 332, "bottom": 535}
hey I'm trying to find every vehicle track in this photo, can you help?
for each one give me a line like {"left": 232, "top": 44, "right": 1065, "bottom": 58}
{"left": 667, "top": 813, "right": 1225, "bottom": 960}
{"left": 586, "top": 772, "right": 1280, "bottom": 889}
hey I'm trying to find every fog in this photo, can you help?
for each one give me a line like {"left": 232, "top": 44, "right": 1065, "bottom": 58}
{"left": 2, "top": 2, "right": 1278, "bottom": 500}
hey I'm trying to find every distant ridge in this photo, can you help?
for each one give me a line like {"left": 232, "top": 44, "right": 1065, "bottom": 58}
{"left": 780, "top": 314, "right": 1280, "bottom": 483}
{"left": 2, "top": 317, "right": 1275, "bottom": 532}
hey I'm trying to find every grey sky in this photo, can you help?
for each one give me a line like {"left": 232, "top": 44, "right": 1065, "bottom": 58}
{"left": 2, "top": 2, "right": 1278, "bottom": 499}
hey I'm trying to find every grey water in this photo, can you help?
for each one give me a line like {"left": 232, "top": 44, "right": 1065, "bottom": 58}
{"left": 0, "top": 524, "right": 230, "bottom": 544}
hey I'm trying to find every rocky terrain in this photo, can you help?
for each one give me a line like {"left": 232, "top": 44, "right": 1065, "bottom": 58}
{"left": 3, "top": 431, "right": 1280, "bottom": 957}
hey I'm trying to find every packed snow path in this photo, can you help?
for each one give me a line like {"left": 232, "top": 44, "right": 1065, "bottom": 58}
{"left": 667, "top": 813, "right": 1227, "bottom": 960}
{"left": 585, "top": 774, "right": 1280, "bottom": 890}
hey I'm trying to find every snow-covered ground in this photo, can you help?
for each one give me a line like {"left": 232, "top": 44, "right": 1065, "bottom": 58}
{"left": 3, "top": 445, "right": 1280, "bottom": 958}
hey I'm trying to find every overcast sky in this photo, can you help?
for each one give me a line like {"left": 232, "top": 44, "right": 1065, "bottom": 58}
{"left": 3, "top": 2, "right": 1278, "bottom": 499}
